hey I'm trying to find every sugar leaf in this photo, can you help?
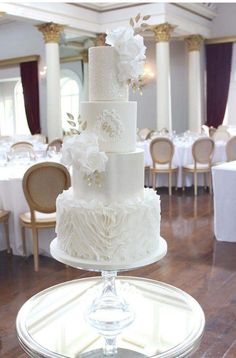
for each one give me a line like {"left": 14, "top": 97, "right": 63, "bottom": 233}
{"left": 67, "top": 120, "right": 76, "bottom": 127}
{"left": 130, "top": 18, "right": 134, "bottom": 27}
{"left": 135, "top": 13, "right": 141, "bottom": 23}
{"left": 143, "top": 15, "right": 151, "bottom": 20}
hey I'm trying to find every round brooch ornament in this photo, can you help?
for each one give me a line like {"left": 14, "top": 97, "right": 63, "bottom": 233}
{"left": 95, "top": 109, "right": 124, "bottom": 142}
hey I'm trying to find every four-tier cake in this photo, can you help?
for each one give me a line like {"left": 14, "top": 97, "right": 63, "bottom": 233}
{"left": 56, "top": 28, "right": 161, "bottom": 267}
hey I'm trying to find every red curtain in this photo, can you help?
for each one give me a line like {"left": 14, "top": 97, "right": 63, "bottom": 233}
{"left": 20, "top": 61, "right": 41, "bottom": 134}
{"left": 206, "top": 42, "right": 233, "bottom": 128}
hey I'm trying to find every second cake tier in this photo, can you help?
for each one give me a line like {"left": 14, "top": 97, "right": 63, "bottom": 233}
{"left": 81, "top": 101, "right": 137, "bottom": 153}
{"left": 72, "top": 149, "right": 144, "bottom": 204}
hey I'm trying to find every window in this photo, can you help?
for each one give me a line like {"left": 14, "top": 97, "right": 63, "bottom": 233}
{"left": 60, "top": 70, "right": 81, "bottom": 133}
{"left": 14, "top": 80, "right": 30, "bottom": 135}
{"left": 0, "top": 79, "right": 30, "bottom": 136}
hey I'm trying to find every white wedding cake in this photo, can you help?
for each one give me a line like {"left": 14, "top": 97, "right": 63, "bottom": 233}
{"left": 56, "top": 27, "right": 161, "bottom": 267}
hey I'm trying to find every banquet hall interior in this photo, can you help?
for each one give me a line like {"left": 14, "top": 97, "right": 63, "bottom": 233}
{"left": 0, "top": 2, "right": 236, "bottom": 357}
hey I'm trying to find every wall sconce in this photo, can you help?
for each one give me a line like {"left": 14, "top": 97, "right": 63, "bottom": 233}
{"left": 39, "top": 65, "right": 47, "bottom": 79}
{"left": 139, "top": 65, "right": 155, "bottom": 88}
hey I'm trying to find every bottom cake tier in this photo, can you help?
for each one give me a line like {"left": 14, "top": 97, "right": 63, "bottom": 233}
{"left": 56, "top": 188, "right": 160, "bottom": 266}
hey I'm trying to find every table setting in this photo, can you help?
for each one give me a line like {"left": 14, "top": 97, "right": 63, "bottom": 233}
{"left": 137, "top": 133, "right": 227, "bottom": 187}
{"left": 0, "top": 141, "right": 62, "bottom": 255}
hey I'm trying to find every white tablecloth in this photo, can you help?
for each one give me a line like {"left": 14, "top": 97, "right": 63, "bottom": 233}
{"left": 212, "top": 161, "right": 236, "bottom": 242}
{"left": 0, "top": 158, "right": 61, "bottom": 255}
{"left": 137, "top": 139, "right": 227, "bottom": 187}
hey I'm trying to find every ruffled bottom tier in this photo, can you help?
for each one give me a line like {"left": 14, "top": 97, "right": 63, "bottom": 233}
{"left": 56, "top": 188, "right": 160, "bottom": 266}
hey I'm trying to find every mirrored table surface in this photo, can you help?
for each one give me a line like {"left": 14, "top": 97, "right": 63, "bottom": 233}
{"left": 16, "top": 277, "right": 205, "bottom": 358}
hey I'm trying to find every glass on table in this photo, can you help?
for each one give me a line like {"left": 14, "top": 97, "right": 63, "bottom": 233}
{"left": 47, "top": 146, "right": 57, "bottom": 158}
{"left": 0, "top": 151, "right": 7, "bottom": 166}
{"left": 8, "top": 150, "right": 32, "bottom": 166}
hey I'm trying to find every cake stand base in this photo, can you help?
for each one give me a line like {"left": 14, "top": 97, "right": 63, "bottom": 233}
{"left": 50, "top": 237, "right": 167, "bottom": 272}
{"left": 50, "top": 238, "right": 167, "bottom": 356}
{"left": 79, "top": 348, "right": 146, "bottom": 357}
{"left": 86, "top": 270, "right": 135, "bottom": 356}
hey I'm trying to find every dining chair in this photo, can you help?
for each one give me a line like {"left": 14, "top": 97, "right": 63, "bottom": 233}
{"left": 150, "top": 137, "right": 178, "bottom": 196}
{"left": 0, "top": 210, "right": 11, "bottom": 253}
{"left": 226, "top": 136, "right": 236, "bottom": 162}
{"left": 182, "top": 137, "right": 215, "bottom": 196}
{"left": 137, "top": 128, "right": 152, "bottom": 141}
{"left": 10, "top": 141, "right": 36, "bottom": 160}
{"left": 212, "top": 130, "right": 230, "bottom": 142}
{"left": 19, "top": 162, "right": 71, "bottom": 271}
{"left": 46, "top": 138, "right": 63, "bottom": 153}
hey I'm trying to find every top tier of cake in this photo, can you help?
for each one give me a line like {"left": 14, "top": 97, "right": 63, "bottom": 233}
{"left": 89, "top": 46, "right": 129, "bottom": 102}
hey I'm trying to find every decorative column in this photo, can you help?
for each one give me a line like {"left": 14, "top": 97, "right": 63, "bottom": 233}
{"left": 150, "top": 23, "right": 176, "bottom": 132}
{"left": 81, "top": 50, "right": 89, "bottom": 101}
{"left": 37, "top": 22, "right": 65, "bottom": 141}
{"left": 96, "top": 33, "right": 106, "bottom": 46}
{"left": 185, "top": 35, "right": 204, "bottom": 133}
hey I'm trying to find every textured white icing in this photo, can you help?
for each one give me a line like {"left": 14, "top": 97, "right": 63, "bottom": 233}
{"left": 72, "top": 149, "right": 144, "bottom": 203}
{"left": 81, "top": 101, "right": 137, "bottom": 152}
{"left": 56, "top": 188, "right": 160, "bottom": 265}
{"left": 89, "top": 47, "right": 129, "bottom": 102}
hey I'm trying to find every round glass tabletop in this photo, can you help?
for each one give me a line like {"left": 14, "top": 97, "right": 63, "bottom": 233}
{"left": 16, "top": 277, "right": 205, "bottom": 358}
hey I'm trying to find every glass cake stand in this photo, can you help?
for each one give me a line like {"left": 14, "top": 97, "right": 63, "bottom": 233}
{"left": 50, "top": 237, "right": 168, "bottom": 356}
{"left": 16, "top": 276, "right": 205, "bottom": 358}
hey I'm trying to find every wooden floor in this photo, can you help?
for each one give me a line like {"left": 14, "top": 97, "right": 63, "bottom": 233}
{"left": 0, "top": 188, "right": 236, "bottom": 358}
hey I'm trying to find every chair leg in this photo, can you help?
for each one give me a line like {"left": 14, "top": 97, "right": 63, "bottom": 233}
{"left": 182, "top": 170, "right": 185, "bottom": 191}
{"left": 148, "top": 169, "right": 152, "bottom": 188}
{"left": 204, "top": 173, "right": 207, "bottom": 190}
{"left": 194, "top": 171, "right": 198, "bottom": 196}
{"left": 175, "top": 171, "right": 178, "bottom": 191}
{"left": 208, "top": 172, "right": 213, "bottom": 194}
{"left": 3, "top": 218, "right": 11, "bottom": 254}
{"left": 32, "top": 227, "right": 39, "bottom": 272}
{"left": 21, "top": 225, "right": 27, "bottom": 256}
{"left": 152, "top": 172, "right": 156, "bottom": 191}
{"left": 168, "top": 172, "right": 172, "bottom": 196}
{"left": 146, "top": 168, "right": 150, "bottom": 187}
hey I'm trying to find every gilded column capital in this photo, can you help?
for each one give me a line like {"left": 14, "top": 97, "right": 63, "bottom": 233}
{"left": 96, "top": 33, "right": 107, "bottom": 46}
{"left": 150, "top": 23, "right": 176, "bottom": 42}
{"left": 37, "top": 22, "right": 65, "bottom": 44}
{"left": 81, "top": 49, "right": 88, "bottom": 63}
{"left": 185, "top": 35, "right": 204, "bottom": 52}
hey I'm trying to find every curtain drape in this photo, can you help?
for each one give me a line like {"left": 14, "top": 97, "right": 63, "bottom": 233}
{"left": 20, "top": 61, "right": 40, "bottom": 134}
{"left": 206, "top": 42, "right": 233, "bottom": 128}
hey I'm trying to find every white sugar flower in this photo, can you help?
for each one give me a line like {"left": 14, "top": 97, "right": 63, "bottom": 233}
{"left": 106, "top": 27, "right": 134, "bottom": 48}
{"left": 81, "top": 148, "right": 108, "bottom": 175}
{"left": 61, "top": 132, "right": 108, "bottom": 175}
{"left": 106, "top": 26, "right": 146, "bottom": 83}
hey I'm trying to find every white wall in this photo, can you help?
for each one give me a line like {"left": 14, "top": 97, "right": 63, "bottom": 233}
{"left": 211, "top": 3, "right": 236, "bottom": 37}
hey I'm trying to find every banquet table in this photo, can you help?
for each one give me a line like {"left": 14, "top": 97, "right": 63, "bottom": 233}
{"left": 212, "top": 161, "right": 236, "bottom": 242}
{"left": 137, "top": 137, "right": 227, "bottom": 188}
{"left": 0, "top": 155, "right": 61, "bottom": 256}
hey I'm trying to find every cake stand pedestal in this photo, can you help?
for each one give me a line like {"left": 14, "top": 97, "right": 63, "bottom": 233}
{"left": 50, "top": 237, "right": 167, "bottom": 356}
